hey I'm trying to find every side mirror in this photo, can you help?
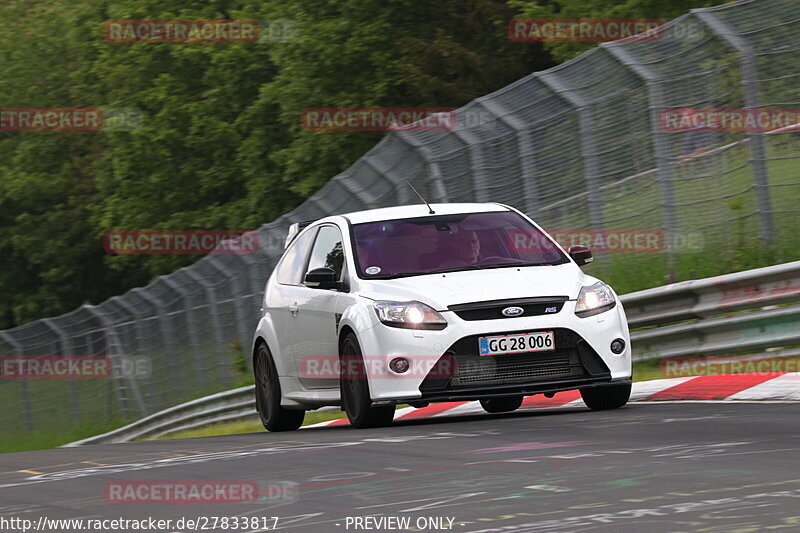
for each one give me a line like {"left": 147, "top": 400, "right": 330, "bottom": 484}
{"left": 304, "top": 267, "right": 340, "bottom": 290}
{"left": 568, "top": 245, "right": 593, "bottom": 267}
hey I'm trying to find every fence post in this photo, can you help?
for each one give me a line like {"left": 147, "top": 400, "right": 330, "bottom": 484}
{"left": 0, "top": 331, "right": 33, "bottom": 432}
{"left": 160, "top": 275, "right": 208, "bottom": 387}
{"left": 234, "top": 252, "right": 266, "bottom": 371}
{"left": 603, "top": 43, "right": 679, "bottom": 279}
{"left": 449, "top": 122, "right": 491, "bottom": 203}
{"left": 81, "top": 305, "right": 147, "bottom": 418}
{"left": 40, "top": 318, "right": 80, "bottom": 424}
{"left": 361, "top": 155, "right": 416, "bottom": 205}
{"left": 537, "top": 72, "right": 606, "bottom": 232}
{"left": 693, "top": 9, "right": 774, "bottom": 244}
{"left": 303, "top": 194, "right": 336, "bottom": 218}
{"left": 205, "top": 257, "right": 254, "bottom": 372}
{"left": 479, "top": 97, "right": 540, "bottom": 216}
{"left": 394, "top": 132, "right": 450, "bottom": 203}
{"left": 112, "top": 294, "right": 184, "bottom": 400}
{"left": 132, "top": 287, "right": 185, "bottom": 394}
{"left": 180, "top": 268, "right": 231, "bottom": 383}
{"left": 336, "top": 169, "right": 379, "bottom": 207}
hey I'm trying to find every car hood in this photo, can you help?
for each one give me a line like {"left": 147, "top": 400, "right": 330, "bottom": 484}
{"left": 357, "top": 264, "right": 589, "bottom": 310}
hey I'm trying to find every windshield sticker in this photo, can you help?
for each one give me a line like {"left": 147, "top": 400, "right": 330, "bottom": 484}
{"left": 365, "top": 266, "right": 381, "bottom": 275}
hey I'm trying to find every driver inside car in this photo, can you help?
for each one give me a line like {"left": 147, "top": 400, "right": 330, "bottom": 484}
{"left": 437, "top": 230, "right": 481, "bottom": 268}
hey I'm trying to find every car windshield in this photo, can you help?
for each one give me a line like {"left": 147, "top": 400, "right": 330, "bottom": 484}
{"left": 352, "top": 210, "right": 569, "bottom": 278}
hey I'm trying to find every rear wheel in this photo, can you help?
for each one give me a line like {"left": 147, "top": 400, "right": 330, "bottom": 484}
{"left": 480, "top": 395, "right": 523, "bottom": 414}
{"left": 340, "top": 333, "right": 395, "bottom": 428}
{"left": 254, "top": 343, "right": 305, "bottom": 431}
{"left": 580, "top": 382, "right": 631, "bottom": 411}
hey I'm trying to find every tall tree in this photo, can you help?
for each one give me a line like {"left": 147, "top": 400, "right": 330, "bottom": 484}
{"left": 251, "top": 0, "right": 554, "bottom": 200}
{"left": 509, "top": 0, "right": 734, "bottom": 62}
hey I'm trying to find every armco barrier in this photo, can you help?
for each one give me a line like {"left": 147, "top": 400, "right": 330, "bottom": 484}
{"left": 622, "top": 260, "right": 800, "bottom": 328}
{"left": 624, "top": 260, "right": 800, "bottom": 360}
{"left": 63, "top": 386, "right": 338, "bottom": 446}
{"left": 66, "top": 260, "right": 800, "bottom": 446}
{"left": 62, "top": 386, "right": 258, "bottom": 446}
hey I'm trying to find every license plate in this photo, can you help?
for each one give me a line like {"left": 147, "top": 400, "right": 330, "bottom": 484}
{"left": 478, "top": 331, "right": 555, "bottom": 356}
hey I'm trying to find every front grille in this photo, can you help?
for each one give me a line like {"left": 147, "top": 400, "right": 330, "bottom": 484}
{"left": 449, "top": 296, "right": 568, "bottom": 321}
{"left": 450, "top": 351, "right": 577, "bottom": 386}
{"left": 420, "top": 328, "right": 610, "bottom": 393}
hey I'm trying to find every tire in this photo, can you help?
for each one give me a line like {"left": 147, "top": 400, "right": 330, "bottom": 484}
{"left": 580, "top": 382, "right": 631, "bottom": 411}
{"left": 480, "top": 396, "right": 523, "bottom": 414}
{"left": 254, "top": 342, "right": 305, "bottom": 431}
{"left": 340, "top": 333, "right": 395, "bottom": 428}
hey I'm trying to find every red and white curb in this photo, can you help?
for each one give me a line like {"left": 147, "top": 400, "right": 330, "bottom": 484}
{"left": 305, "top": 373, "right": 800, "bottom": 428}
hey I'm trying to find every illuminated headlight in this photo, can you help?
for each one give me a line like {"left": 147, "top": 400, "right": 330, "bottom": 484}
{"left": 575, "top": 282, "right": 616, "bottom": 318}
{"left": 373, "top": 301, "right": 447, "bottom": 330}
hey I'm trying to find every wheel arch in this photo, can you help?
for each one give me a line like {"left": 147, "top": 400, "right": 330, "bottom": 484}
{"left": 338, "top": 325, "right": 357, "bottom": 353}
{"left": 251, "top": 313, "right": 290, "bottom": 376}
{"left": 337, "top": 298, "right": 376, "bottom": 354}
{"left": 252, "top": 335, "right": 268, "bottom": 368}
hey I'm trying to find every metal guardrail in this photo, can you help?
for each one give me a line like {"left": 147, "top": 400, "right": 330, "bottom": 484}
{"left": 624, "top": 260, "right": 800, "bottom": 360}
{"left": 65, "top": 260, "right": 800, "bottom": 446}
{"left": 64, "top": 386, "right": 339, "bottom": 446}
{"left": 622, "top": 260, "right": 800, "bottom": 328}
{"left": 63, "top": 386, "right": 258, "bottom": 446}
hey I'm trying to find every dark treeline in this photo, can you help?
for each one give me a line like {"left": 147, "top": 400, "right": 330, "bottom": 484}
{"left": 0, "top": 0, "right": 721, "bottom": 329}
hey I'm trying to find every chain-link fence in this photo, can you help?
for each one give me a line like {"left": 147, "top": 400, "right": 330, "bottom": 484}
{"left": 2, "top": 0, "right": 799, "bottom": 443}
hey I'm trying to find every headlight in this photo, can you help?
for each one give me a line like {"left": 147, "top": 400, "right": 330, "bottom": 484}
{"left": 373, "top": 301, "right": 447, "bottom": 330}
{"left": 575, "top": 282, "right": 616, "bottom": 317}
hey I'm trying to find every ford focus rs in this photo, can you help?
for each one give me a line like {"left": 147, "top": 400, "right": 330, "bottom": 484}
{"left": 252, "top": 203, "right": 632, "bottom": 430}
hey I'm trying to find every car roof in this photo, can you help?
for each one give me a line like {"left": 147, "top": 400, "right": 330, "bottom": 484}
{"left": 333, "top": 202, "right": 510, "bottom": 225}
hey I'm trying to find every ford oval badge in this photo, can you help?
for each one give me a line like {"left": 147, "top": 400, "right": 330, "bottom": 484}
{"left": 501, "top": 306, "right": 524, "bottom": 317}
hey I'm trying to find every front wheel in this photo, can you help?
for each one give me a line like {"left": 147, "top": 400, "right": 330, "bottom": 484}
{"left": 340, "top": 333, "right": 395, "bottom": 428}
{"left": 480, "top": 396, "right": 523, "bottom": 413}
{"left": 254, "top": 343, "right": 305, "bottom": 431}
{"left": 580, "top": 382, "right": 631, "bottom": 411}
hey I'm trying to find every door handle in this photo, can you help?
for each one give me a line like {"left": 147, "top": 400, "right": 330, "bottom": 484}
{"left": 289, "top": 303, "right": 299, "bottom": 316}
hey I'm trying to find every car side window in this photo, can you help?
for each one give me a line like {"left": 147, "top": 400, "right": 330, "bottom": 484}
{"left": 307, "top": 225, "right": 345, "bottom": 282}
{"left": 275, "top": 227, "right": 318, "bottom": 285}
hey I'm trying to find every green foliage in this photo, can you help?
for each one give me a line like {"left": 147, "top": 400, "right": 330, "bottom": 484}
{"left": 0, "top": 0, "right": 553, "bottom": 329}
{"left": 508, "top": 0, "right": 733, "bottom": 62}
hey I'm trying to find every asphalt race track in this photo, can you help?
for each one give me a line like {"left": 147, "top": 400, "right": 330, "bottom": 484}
{"left": 1, "top": 402, "right": 799, "bottom": 533}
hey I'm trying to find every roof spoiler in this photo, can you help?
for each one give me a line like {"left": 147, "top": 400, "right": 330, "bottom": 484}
{"left": 284, "top": 220, "right": 316, "bottom": 249}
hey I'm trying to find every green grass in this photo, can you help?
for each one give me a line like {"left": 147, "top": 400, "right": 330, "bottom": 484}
{"left": 634, "top": 358, "right": 675, "bottom": 382}
{"left": 156, "top": 420, "right": 267, "bottom": 440}
{"left": 0, "top": 418, "right": 131, "bottom": 454}
{"left": 153, "top": 410, "right": 347, "bottom": 441}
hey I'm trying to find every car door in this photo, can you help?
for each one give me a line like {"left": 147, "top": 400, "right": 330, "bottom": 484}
{"left": 293, "top": 224, "right": 348, "bottom": 389}
{"left": 267, "top": 226, "right": 318, "bottom": 378}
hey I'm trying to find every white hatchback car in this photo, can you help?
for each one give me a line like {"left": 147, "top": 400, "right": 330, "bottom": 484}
{"left": 252, "top": 203, "right": 632, "bottom": 430}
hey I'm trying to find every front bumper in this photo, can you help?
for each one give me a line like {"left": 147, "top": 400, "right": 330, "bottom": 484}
{"left": 374, "top": 378, "right": 632, "bottom": 405}
{"left": 356, "top": 299, "right": 632, "bottom": 403}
